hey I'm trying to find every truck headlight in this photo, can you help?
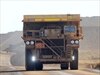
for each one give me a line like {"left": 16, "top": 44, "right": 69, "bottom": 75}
{"left": 75, "top": 40, "right": 79, "bottom": 44}
{"left": 30, "top": 41, "right": 34, "bottom": 45}
{"left": 71, "top": 40, "right": 74, "bottom": 44}
{"left": 32, "top": 56, "right": 36, "bottom": 61}
{"left": 72, "top": 56, "right": 75, "bottom": 60}
{"left": 26, "top": 41, "right": 30, "bottom": 45}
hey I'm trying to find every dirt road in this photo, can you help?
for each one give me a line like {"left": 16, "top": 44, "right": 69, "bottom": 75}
{"left": 0, "top": 65, "right": 99, "bottom": 75}
{"left": 16, "top": 65, "right": 99, "bottom": 75}
{"left": 23, "top": 69, "right": 99, "bottom": 75}
{"left": 23, "top": 70, "right": 98, "bottom": 75}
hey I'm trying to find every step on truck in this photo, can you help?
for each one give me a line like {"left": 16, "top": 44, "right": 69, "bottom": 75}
{"left": 22, "top": 14, "right": 83, "bottom": 71}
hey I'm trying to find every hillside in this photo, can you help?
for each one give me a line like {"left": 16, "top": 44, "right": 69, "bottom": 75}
{"left": 81, "top": 16, "right": 100, "bottom": 27}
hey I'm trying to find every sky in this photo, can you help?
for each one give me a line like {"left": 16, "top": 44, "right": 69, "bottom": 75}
{"left": 0, "top": 0, "right": 100, "bottom": 34}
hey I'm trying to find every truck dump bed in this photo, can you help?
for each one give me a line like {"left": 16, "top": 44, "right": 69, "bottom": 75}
{"left": 23, "top": 14, "right": 80, "bottom": 22}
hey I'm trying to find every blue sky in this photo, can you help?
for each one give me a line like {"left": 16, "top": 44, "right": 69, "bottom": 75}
{"left": 0, "top": 0, "right": 100, "bottom": 33}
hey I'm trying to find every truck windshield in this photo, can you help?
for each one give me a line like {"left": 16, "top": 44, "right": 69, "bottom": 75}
{"left": 64, "top": 25, "right": 76, "bottom": 32}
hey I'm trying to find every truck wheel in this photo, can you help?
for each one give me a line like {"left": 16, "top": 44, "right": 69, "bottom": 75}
{"left": 25, "top": 49, "right": 34, "bottom": 71}
{"left": 35, "top": 62, "right": 43, "bottom": 70}
{"left": 70, "top": 49, "right": 78, "bottom": 70}
{"left": 60, "top": 63, "right": 69, "bottom": 70}
{"left": 25, "top": 49, "right": 43, "bottom": 71}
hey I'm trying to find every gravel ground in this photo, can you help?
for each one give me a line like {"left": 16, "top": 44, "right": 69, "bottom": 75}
{"left": 0, "top": 66, "right": 23, "bottom": 75}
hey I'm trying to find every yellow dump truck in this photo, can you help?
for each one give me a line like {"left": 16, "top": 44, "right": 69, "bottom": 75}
{"left": 22, "top": 14, "right": 83, "bottom": 71}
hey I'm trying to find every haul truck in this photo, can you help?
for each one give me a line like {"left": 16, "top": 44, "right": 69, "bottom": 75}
{"left": 22, "top": 14, "right": 83, "bottom": 71}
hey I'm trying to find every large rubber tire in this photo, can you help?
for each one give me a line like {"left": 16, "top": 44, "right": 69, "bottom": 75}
{"left": 25, "top": 49, "right": 43, "bottom": 71}
{"left": 60, "top": 63, "right": 69, "bottom": 70}
{"left": 34, "top": 62, "right": 43, "bottom": 70}
{"left": 70, "top": 49, "right": 78, "bottom": 70}
{"left": 25, "top": 49, "right": 34, "bottom": 71}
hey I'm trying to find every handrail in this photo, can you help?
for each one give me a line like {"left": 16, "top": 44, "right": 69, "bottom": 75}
{"left": 41, "top": 39, "right": 61, "bottom": 58}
